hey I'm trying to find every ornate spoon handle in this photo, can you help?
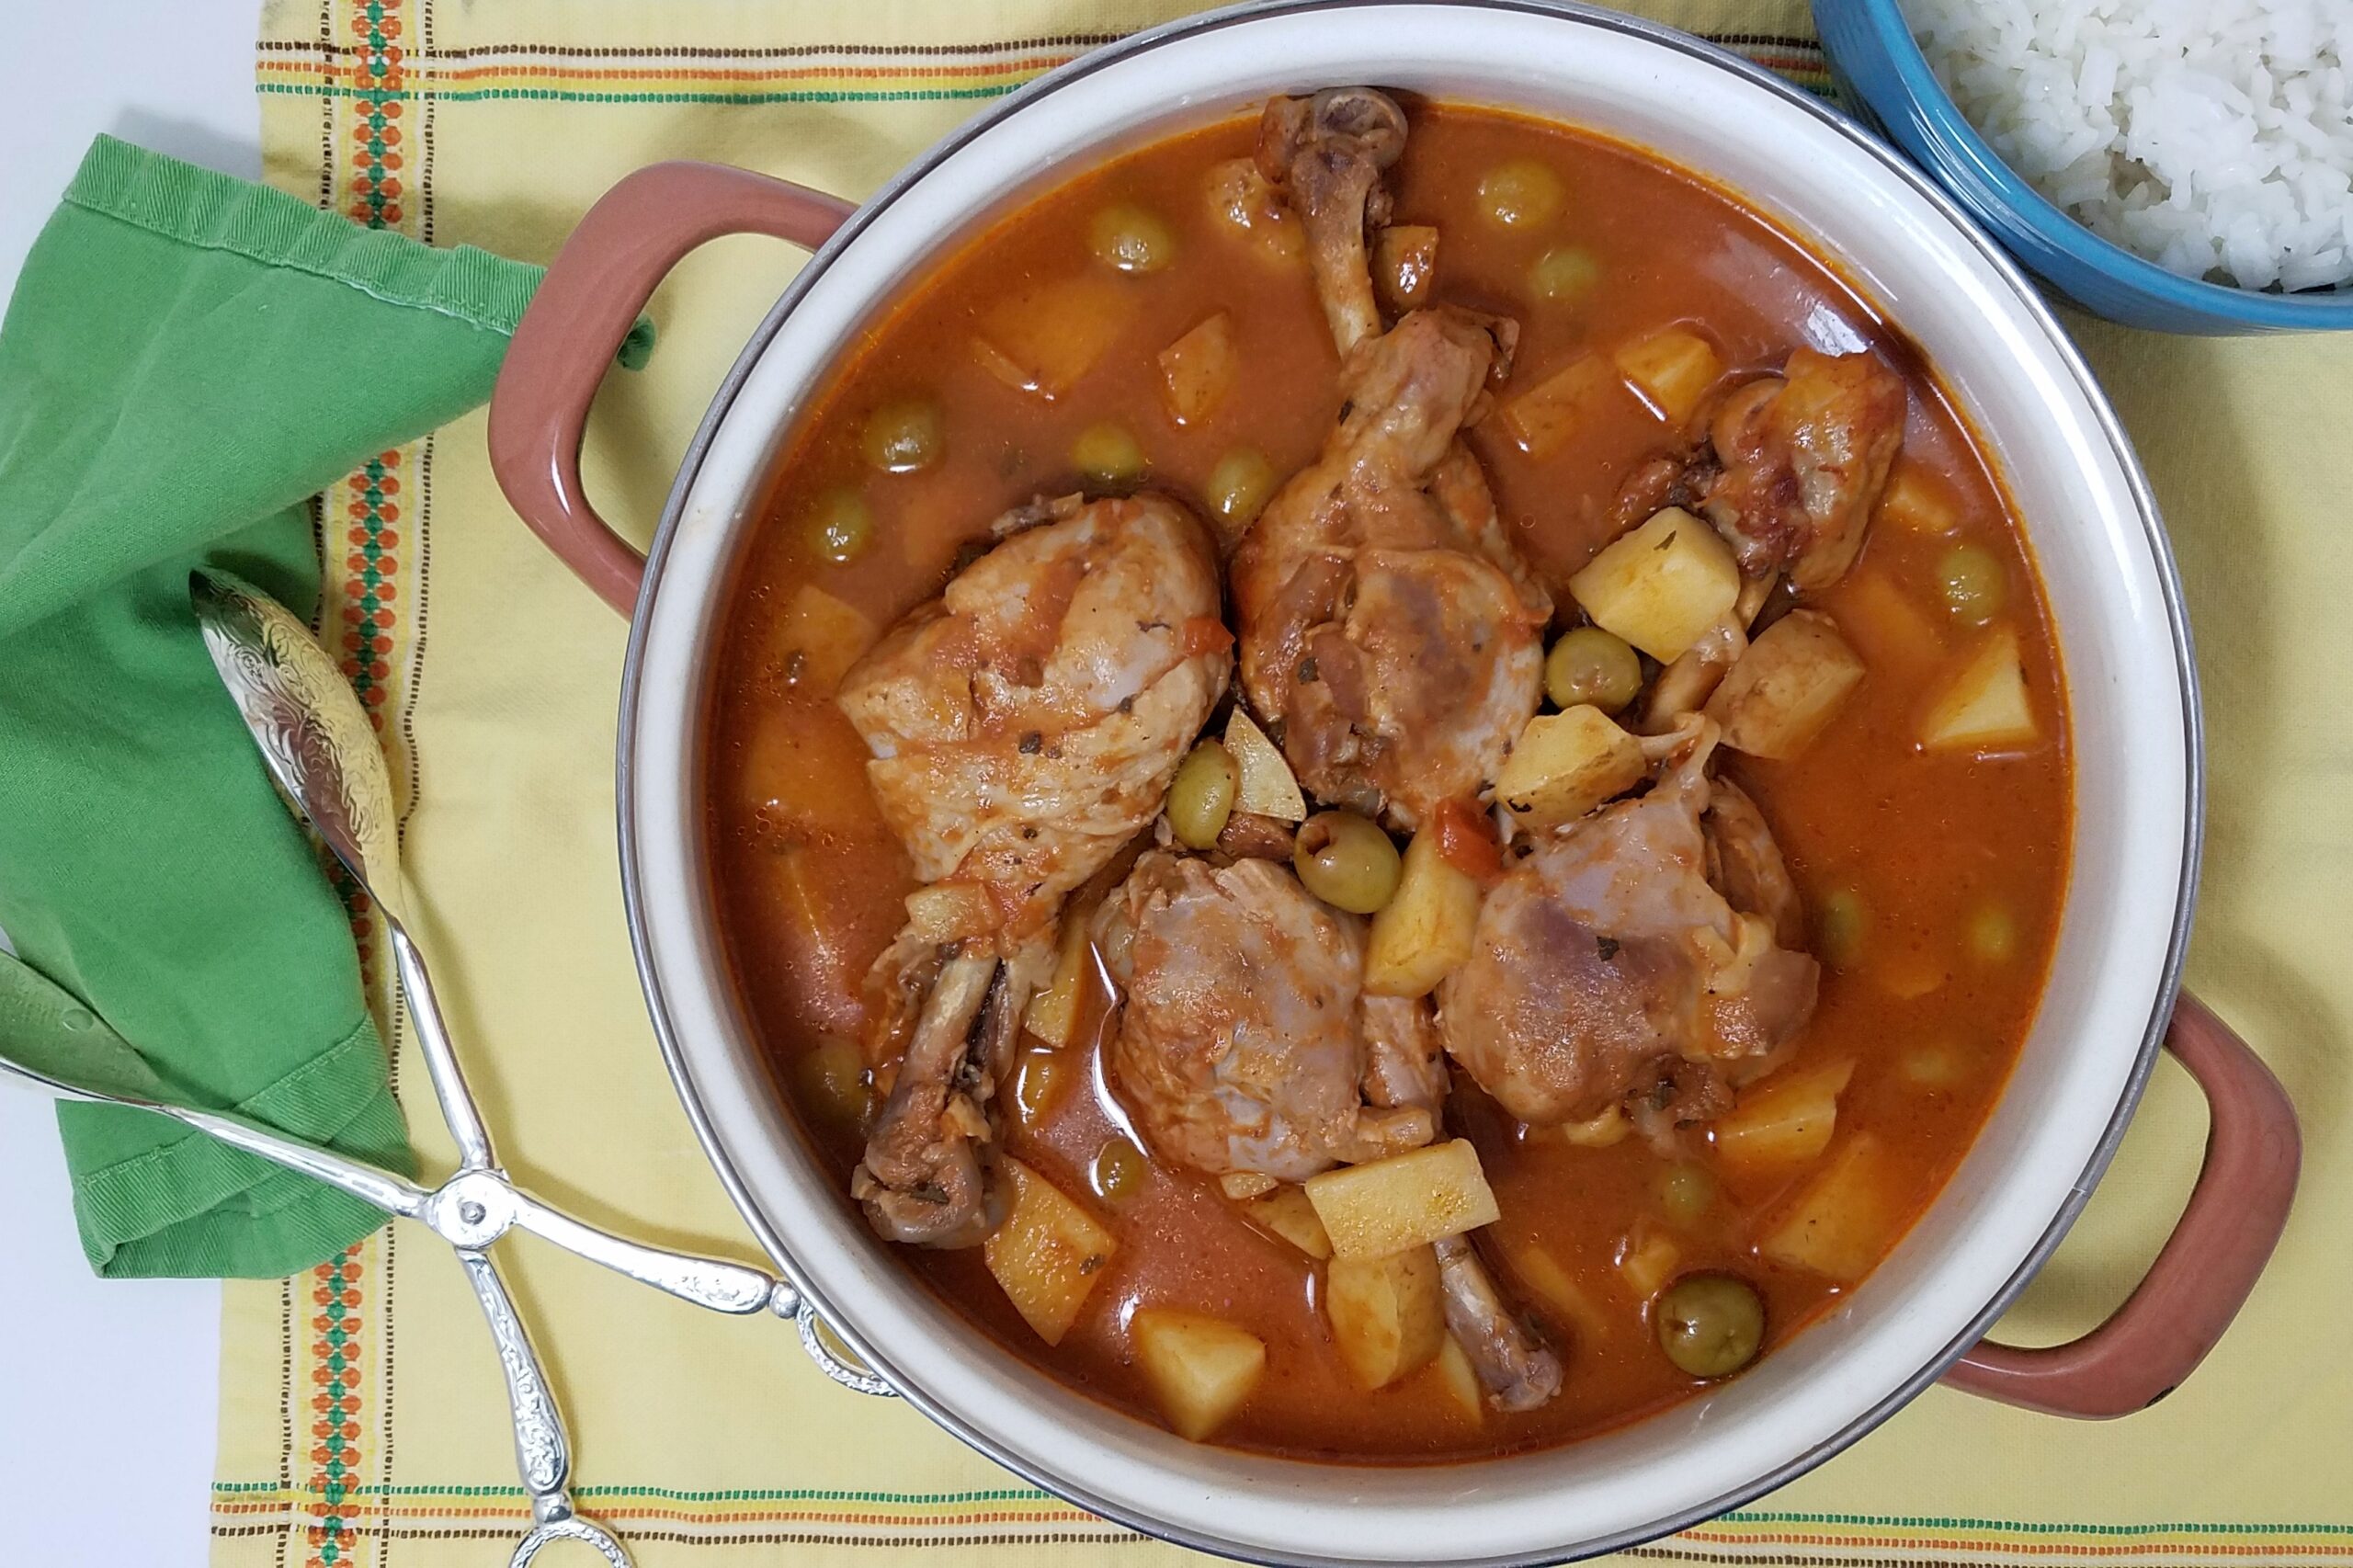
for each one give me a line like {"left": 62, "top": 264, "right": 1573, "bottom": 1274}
{"left": 458, "top": 1249, "right": 572, "bottom": 1499}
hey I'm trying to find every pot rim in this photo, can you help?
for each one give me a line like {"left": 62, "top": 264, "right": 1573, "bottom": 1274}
{"left": 612, "top": 3, "right": 2203, "bottom": 1562}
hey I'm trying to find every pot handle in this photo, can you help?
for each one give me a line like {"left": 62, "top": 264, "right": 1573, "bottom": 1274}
{"left": 488, "top": 161, "right": 855, "bottom": 616}
{"left": 1940, "top": 993, "right": 2298, "bottom": 1418}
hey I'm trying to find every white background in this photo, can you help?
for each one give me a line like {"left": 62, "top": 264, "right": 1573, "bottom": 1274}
{"left": 0, "top": 8, "right": 255, "bottom": 1566}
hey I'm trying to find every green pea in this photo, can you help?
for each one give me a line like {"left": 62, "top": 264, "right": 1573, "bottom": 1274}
{"left": 859, "top": 397, "right": 944, "bottom": 473}
{"left": 1208, "top": 448, "right": 1279, "bottom": 528}
{"left": 1166, "top": 741, "right": 1238, "bottom": 850}
{"left": 1967, "top": 903, "right": 2018, "bottom": 962}
{"left": 1293, "top": 810, "right": 1402, "bottom": 914}
{"left": 1938, "top": 542, "right": 2007, "bottom": 627}
{"left": 1545, "top": 626, "right": 1643, "bottom": 713}
{"left": 1816, "top": 888, "right": 1866, "bottom": 970}
{"left": 804, "top": 487, "right": 874, "bottom": 564}
{"left": 1071, "top": 421, "right": 1146, "bottom": 488}
{"left": 796, "top": 1035, "right": 870, "bottom": 1126}
{"left": 1529, "top": 244, "right": 1601, "bottom": 303}
{"left": 1658, "top": 1162, "right": 1716, "bottom": 1229}
{"left": 1093, "top": 1136, "right": 1148, "bottom": 1201}
{"left": 1477, "top": 159, "right": 1566, "bottom": 230}
{"left": 1088, "top": 201, "right": 1177, "bottom": 275}
{"left": 1656, "top": 1273, "right": 1766, "bottom": 1379}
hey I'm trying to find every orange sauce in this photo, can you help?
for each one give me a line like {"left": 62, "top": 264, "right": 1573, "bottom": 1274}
{"left": 704, "top": 104, "right": 2069, "bottom": 1460}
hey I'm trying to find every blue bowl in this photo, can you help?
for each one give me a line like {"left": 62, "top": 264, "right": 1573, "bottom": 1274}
{"left": 1815, "top": 0, "right": 2353, "bottom": 334}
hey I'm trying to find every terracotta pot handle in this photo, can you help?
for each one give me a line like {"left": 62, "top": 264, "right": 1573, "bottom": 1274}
{"left": 1940, "top": 993, "right": 2299, "bottom": 1417}
{"left": 488, "top": 162, "right": 855, "bottom": 615}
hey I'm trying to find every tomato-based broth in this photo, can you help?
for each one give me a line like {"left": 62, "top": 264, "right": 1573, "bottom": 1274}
{"left": 705, "top": 102, "right": 2070, "bottom": 1461}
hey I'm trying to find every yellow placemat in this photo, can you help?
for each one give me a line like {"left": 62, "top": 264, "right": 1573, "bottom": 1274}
{"left": 213, "top": 2, "right": 2351, "bottom": 1563}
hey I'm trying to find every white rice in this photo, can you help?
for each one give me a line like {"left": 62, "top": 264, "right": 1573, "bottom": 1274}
{"left": 1899, "top": 0, "right": 2353, "bottom": 291}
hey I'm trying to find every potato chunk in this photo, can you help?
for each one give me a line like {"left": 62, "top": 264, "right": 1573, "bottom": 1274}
{"left": 971, "top": 274, "right": 1139, "bottom": 399}
{"left": 1612, "top": 326, "right": 1723, "bottom": 424}
{"left": 1705, "top": 610, "right": 1867, "bottom": 761}
{"left": 1500, "top": 353, "right": 1617, "bottom": 460}
{"left": 1131, "top": 1308, "right": 1267, "bottom": 1440}
{"left": 1306, "top": 1140, "right": 1501, "bottom": 1261}
{"left": 738, "top": 706, "right": 888, "bottom": 840}
{"left": 1874, "top": 459, "right": 1961, "bottom": 535}
{"left": 1363, "top": 829, "right": 1482, "bottom": 998}
{"left": 767, "top": 583, "right": 877, "bottom": 696}
{"left": 1715, "top": 1058, "right": 1855, "bottom": 1169}
{"left": 1836, "top": 568, "right": 1944, "bottom": 676}
{"left": 1494, "top": 706, "right": 1646, "bottom": 830}
{"left": 1432, "top": 1335, "right": 1485, "bottom": 1419}
{"left": 983, "top": 1159, "right": 1117, "bottom": 1346}
{"left": 904, "top": 881, "right": 995, "bottom": 942}
{"left": 1022, "top": 906, "right": 1099, "bottom": 1049}
{"left": 1569, "top": 506, "right": 1741, "bottom": 662}
{"left": 1156, "top": 312, "right": 1238, "bottom": 426}
{"left": 1326, "top": 1245, "right": 1447, "bottom": 1390}
{"left": 1510, "top": 1244, "right": 1609, "bottom": 1344}
{"left": 1615, "top": 1228, "right": 1681, "bottom": 1300}
{"left": 1223, "top": 707, "right": 1306, "bottom": 821}
{"left": 1204, "top": 157, "right": 1305, "bottom": 266}
{"left": 1244, "top": 1185, "right": 1333, "bottom": 1259}
{"left": 1920, "top": 629, "right": 2038, "bottom": 751}
{"left": 1374, "top": 224, "right": 1440, "bottom": 313}
{"left": 1759, "top": 1133, "right": 1904, "bottom": 1283}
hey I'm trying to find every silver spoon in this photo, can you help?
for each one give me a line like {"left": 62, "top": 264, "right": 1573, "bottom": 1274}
{"left": 0, "top": 574, "right": 893, "bottom": 1563}
{"left": 0, "top": 949, "right": 629, "bottom": 1568}
{"left": 188, "top": 570, "right": 853, "bottom": 1562}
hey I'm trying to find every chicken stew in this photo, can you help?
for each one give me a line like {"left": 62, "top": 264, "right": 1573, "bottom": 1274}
{"left": 706, "top": 95, "right": 2070, "bottom": 1460}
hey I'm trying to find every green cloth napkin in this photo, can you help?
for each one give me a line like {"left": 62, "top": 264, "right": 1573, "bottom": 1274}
{"left": 0, "top": 136, "right": 641, "bottom": 1278}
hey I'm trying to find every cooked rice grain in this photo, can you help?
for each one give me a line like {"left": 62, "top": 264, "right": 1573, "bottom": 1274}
{"left": 1903, "top": 0, "right": 2353, "bottom": 291}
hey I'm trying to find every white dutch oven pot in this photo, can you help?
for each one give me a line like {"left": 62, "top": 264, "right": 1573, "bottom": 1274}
{"left": 486, "top": 4, "right": 2301, "bottom": 1563}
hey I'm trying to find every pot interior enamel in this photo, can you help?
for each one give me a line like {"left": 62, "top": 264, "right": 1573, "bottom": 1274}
{"left": 619, "top": 4, "right": 2192, "bottom": 1562}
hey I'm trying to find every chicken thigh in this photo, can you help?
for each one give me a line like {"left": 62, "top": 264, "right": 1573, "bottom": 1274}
{"left": 1097, "top": 849, "right": 1563, "bottom": 1410}
{"left": 1613, "top": 347, "right": 1906, "bottom": 732}
{"left": 1232, "top": 89, "right": 1551, "bottom": 831}
{"left": 1094, "top": 851, "right": 1430, "bottom": 1179}
{"left": 1439, "top": 725, "right": 1820, "bottom": 1131}
{"left": 1612, "top": 347, "right": 1906, "bottom": 598}
{"left": 836, "top": 493, "right": 1230, "bottom": 1246}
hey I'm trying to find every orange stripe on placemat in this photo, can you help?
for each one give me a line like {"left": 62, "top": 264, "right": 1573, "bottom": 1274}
{"left": 255, "top": 56, "right": 1079, "bottom": 85}
{"left": 255, "top": 31, "right": 1124, "bottom": 62}
{"left": 213, "top": 1501, "right": 1102, "bottom": 1527}
{"left": 426, "top": 56, "right": 1075, "bottom": 83}
{"left": 1679, "top": 1531, "right": 2353, "bottom": 1558}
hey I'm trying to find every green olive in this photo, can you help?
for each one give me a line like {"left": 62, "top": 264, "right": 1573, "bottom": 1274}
{"left": 804, "top": 486, "right": 874, "bottom": 564}
{"left": 1902, "top": 1040, "right": 1970, "bottom": 1089}
{"left": 1529, "top": 244, "right": 1601, "bottom": 303}
{"left": 1967, "top": 903, "right": 2018, "bottom": 962}
{"left": 1477, "top": 159, "right": 1566, "bottom": 230}
{"left": 860, "top": 397, "right": 944, "bottom": 473}
{"left": 1293, "top": 810, "right": 1402, "bottom": 914}
{"left": 1656, "top": 1273, "right": 1766, "bottom": 1379}
{"left": 1658, "top": 1162, "right": 1716, "bottom": 1229}
{"left": 1167, "top": 741, "right": 1238, "bottom": 850}
{"left": 1208, "top": 448, "right": 1279, "bottom": 528}
{"left": 1071, "top": 421, "right": 1146, "bottom": 488}
{"left": 796, "top": 1035, "right": 870, "bottom": 1125}
{"left": 1545, "top": 626, "right": 1643, "bottom": 713}
{"left": 1938, "top": 542, "right": 2007, "bottom": 627}
{"left": 1093, "top": 1135, "right": 1148, "bottom": 1201}
{"left": 1089, "top": 201, "right": 1177, "bottom": 275}
{"left": 1815, "top": 888, "right": 1866, "bottom": 970}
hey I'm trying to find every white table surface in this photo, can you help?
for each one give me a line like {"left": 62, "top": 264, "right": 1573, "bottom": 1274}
{"left": 0, "top": 10, "right": 257, "bottom": 1566}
